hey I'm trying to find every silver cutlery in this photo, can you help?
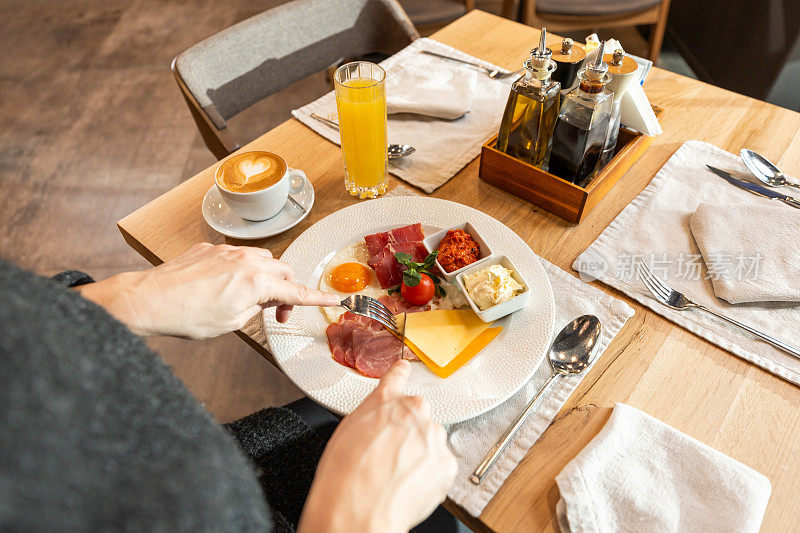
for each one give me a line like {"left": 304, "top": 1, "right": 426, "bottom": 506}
{"left": 470, "top": 315, "right": 601, "bottom": 484}
{"left": 339, "top": 295, "right": 399, "bottom": 334}
{"left": 287, "top": 195, "right": 307, "bottom": 214}
{"left": 637, "top": 263, "right": 800, "bottom": 360}
{"left": 706, "top": 165, "right": 800, "bottom": 209}
{"left": 421, "top": 50, "right": 522, "bottom": 80}
{"left": 741, "top": 149, "right": 800, "bottom": 191}
{"left": 309, "top": 113, "right": 415, "bottom": 159}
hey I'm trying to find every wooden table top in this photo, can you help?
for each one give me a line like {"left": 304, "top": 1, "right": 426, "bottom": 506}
{"left": 118, "top": 10, "right": 800, "bottom": 532}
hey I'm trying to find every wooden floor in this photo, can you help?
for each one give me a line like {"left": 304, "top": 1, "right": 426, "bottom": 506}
{"left": 0, "top": 0, "right": 652, "bottom": 423}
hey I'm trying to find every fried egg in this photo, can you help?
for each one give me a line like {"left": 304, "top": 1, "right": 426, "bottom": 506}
{"left": 319, "top": 242, "right": 385, "bottom": 322}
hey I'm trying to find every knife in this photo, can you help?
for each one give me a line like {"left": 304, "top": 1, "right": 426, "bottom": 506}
{"left": 706, "top": 165, "right": 800, "bottom": 209}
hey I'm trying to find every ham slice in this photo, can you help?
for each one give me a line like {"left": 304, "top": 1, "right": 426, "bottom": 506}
{"left": 388, "top": 223, "right": 424, "bottom": 244}
{"left": 352, "top": 329, "right": 406, "bottom": 378}
{"left": 325, "top": 301, "right": 423, "bottom": 377}
{"left": 364, "top": 223, "right": 425, "bottom": 259}
{"left": 364, "top": 232, "right": 390, "bottom": 258}
{"left": 378, "top": 293, "right": 432, "bottom": 315}
{"left": 368, "top": 241, "right": 428, "bottom": 288}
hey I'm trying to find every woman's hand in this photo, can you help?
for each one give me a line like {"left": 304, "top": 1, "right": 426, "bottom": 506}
{"left": 79, "top": 243, "right": 339, "bottom": 338}
{"left": 299, "top": 361, "right": 457, "bottom": 533}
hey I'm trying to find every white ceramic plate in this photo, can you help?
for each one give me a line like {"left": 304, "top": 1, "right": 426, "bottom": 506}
{"left": 264, "top": 196, "right": 555, "bottom": 425}
{"left": 201, "top": 180, "right": 314, "bottom": 240}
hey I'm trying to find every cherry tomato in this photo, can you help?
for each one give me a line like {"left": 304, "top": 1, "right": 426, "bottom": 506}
{"left": 401, "top": 273, "right": 435, "bottom": 306}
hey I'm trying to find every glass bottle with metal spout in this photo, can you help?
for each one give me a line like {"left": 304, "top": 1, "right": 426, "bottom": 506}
{"left": 496, "top": 28, "right": 561, "bottom": 170}
{"left": 598, "top": 49, "right": 638, "bottom": 167}
{"left": 548, "top": 41, "right": 613, "bottom": 187}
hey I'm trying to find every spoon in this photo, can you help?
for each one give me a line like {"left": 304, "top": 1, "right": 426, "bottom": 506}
{"left": 309, "top": 113, "right": 416, "bottom": 159}
{"left": 741, "top": 149, "right": 800, "bottom": 190}
{"left": 470, "top": 315, "right": 602, "bottom": 485}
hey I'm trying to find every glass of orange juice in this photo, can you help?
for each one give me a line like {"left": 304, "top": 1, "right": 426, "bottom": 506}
{"left": 334, "top": 61, "right": 388, "bottom": 199}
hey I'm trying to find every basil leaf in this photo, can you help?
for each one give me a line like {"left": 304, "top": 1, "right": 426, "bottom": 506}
{"left": 387, "top": 286, "right": 401, "bottom": 295}
{"left": 403, "top": 269, "right": 421, "bottom": 287}
{"left": 394, "top": 252, "right": 412, "bottom": 266}
{"left": 435, "top": 284, "right": 446, "bottom": 298}
{"left": 421, "top": 251, "right": 438, "bottom": 270}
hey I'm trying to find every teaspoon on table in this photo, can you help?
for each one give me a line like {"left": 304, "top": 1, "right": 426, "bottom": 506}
{"left": 309, "top": 113, "right": 415, "bottom": 159}
{"left": 470, "top": 314, "right": 602, "bottom": 485}
{"left": 741, "top": 149, "right": 800, "bottom": 190}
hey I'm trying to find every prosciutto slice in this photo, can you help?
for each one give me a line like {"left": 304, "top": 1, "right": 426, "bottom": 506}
{"left": 368, "top": 241, "right": 428, "bottom": 288}
{"left": 364, "top": 223, "right": 425, "bottom": 259}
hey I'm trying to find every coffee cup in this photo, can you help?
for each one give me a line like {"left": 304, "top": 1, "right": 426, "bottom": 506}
{"left": 215, "top": 151, "right": 307, "bottom": 221}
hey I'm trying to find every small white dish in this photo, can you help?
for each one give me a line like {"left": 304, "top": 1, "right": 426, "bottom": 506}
{"left": 456, "top": 255, "right": 530, "bottom": 323}
{"left": 202, "top": 179, "right": 314, "bottom": 240}
{"left": 422, "top": 222, "right": 494, "bottom": 282}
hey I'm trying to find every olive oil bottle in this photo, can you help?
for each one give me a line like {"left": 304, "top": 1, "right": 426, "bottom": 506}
{"left": 496, "top": 28, "right": 561, "bottom": 170}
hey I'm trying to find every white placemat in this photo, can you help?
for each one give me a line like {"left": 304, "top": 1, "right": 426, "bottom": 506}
{"left": 382, "top": 187, "right": 635, "bottom": 516}
{"left": 573, "top": 140, "right": 800, "bottom": 385}
{"left": 292, "top": 37, "right": 512, "bottom": 193}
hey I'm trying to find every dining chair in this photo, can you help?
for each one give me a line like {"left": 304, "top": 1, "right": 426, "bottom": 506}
{"left": 399, "top": 0, "right": 474, "bottom": 32}
{"left": 501, "top": 0, "right": 671, "bottom": 61}
{"left": 172, "top": 0, "right": 419, "bottom": 160}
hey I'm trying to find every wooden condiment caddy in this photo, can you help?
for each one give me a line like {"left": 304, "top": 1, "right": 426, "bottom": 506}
{"left": 479, "top": 106, "right": 663, "bottom": 224}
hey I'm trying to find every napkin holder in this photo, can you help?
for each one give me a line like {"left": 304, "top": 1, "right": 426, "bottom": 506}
{"left": 479, "top": 106, "right": 663, "bottom": 224}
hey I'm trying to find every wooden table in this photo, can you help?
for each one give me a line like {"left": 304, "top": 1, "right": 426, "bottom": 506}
{"left": 119, "top": 11, "right": 800, "bottom": 532}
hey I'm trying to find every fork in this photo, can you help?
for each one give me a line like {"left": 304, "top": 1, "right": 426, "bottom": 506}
{"left": 340, "top": 295, "right": 399, "bottom": 335}
{"left": 421, "top": 50, "right": 522, "bottom": 79}
{"left": 637, "top": 263, "right": 800, "bottom": 360}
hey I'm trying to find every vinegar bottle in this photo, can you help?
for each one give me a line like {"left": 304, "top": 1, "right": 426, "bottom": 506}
{"left": 548, "top": 42, "right": 613, "bottom": 188}
{"left": 496, "top": 28, "right": 561, "bottom": 170}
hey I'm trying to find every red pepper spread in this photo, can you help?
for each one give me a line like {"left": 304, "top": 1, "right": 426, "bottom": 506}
{"left": 437, "top": 229, "right": 481, "bottom": 273}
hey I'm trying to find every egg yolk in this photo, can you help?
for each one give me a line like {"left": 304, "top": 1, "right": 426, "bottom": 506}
{"left": 330, "top": 262, "right": 372, "bottom": 293}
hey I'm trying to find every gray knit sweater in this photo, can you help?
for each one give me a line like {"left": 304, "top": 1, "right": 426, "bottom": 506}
{"left": 0, "top": 259, "right": 323, "bottom": 531}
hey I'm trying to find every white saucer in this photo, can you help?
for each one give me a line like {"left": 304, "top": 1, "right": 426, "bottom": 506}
{"left": 202, "top": 180, "right": 315, "bottom": 240}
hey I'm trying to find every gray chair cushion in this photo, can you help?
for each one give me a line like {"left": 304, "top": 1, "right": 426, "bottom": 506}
{"left": 400, "top": 0, "right": 467, "bottom": 26}
{"left": 537, "top": 0, "right": 662, "bottom": 16}
{"left": 175, "top": 0, "right": 418, "bottom": 129}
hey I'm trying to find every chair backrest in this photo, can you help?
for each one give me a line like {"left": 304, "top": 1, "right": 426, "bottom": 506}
{"left": 174, "top": 0, "right": 418, "bottom": 133}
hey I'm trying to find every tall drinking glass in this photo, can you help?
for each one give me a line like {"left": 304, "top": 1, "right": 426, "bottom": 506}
{"left": 334, "top": 61, "right": 388, "bottom": 199}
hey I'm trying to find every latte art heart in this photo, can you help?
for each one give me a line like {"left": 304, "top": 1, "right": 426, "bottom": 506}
{"left": 217, "top": 151, "right": 287, "bottom": 193}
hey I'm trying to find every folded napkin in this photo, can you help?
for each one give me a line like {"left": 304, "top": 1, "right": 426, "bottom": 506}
{"left": 386, "top": 64, "right": 477, "bottom": 120}
{"left": 573, "top": 140, "right": 800, "bottom": 385}
{"left": 293, "top": 38, "right": 511, "bottom": 193}
{"left": 556, "top": 403, "right": 771, "bottom": 533}
{"left": 690, "top": 203, "right": 800, "bottom": 304}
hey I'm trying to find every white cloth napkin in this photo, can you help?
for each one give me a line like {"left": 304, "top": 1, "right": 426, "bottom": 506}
{"left": 573, "top": 140, "right": 800, "bottom": 385}
{"left": 690, "top": 202, "right": 800, "bottom": 304}
{"left": 386, "top": 64, "right": 477, "bottom": 120}
{"left": 556, "top": 403, "right": 772, "bottom": 533}
{"left": 292, "top": 37, "right": 512, "bottom": 193}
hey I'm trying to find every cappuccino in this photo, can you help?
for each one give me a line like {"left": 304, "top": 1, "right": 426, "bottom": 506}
{"left": 216, "top": 151, "right": 287, "bottom": 193}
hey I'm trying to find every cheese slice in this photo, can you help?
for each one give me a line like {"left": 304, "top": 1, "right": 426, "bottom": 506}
{"left": 401, "top": 310, "right": 502, "bottom": 378}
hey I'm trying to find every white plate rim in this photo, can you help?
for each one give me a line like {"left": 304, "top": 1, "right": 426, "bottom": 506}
{"left": 264, "top": 196, "right": 555, "bottom": 425}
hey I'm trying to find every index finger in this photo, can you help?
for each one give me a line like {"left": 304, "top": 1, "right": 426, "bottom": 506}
{"left": 261, "top": 279, "right": 340, "bottom": 307}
